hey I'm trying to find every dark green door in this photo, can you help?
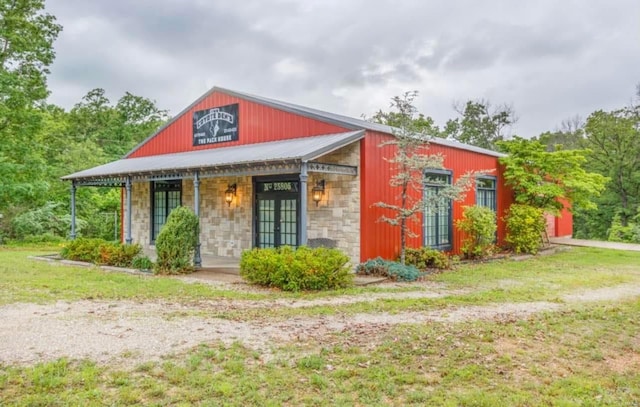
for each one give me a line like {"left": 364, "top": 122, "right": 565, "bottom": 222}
{"left": 255, "top": 180, "right": 300, "bottom": 248}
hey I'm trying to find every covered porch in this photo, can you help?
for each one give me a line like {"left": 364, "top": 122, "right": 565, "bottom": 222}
{"left": 62, "top": 131, "right": 364, "bottom": 266}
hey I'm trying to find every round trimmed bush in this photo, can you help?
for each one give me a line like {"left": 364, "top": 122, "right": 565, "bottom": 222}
{"left": 240, "top": 246, "right": 353, "bottom": 291}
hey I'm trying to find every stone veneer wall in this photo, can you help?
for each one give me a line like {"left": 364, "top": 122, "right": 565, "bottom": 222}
{"left": 128, "top": 177, "right": 253, "bottom": 258}
{"left": 307, "top": 142, "right": 361, "bottom": 266}
{"left": 182, "top": 176, "right": 253, "bottom": 258}
{"left": 126, "top": 142, "right": 360, "bottom": 264}
{"left": 130, "top": 182, "right": 150, "bottom": 246}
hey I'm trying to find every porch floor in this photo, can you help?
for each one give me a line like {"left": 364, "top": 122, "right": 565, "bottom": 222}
{"left": 143, "top": 248, "right": 241, "bottom": 274}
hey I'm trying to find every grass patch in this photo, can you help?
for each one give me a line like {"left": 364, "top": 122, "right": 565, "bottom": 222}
{"left": 0, "top": 248, "right": 267, "bottom": 305}
{"left": 1, "top": 245, "right": 640, "bottom": 405}
{"left": 0, "top": 248, "right": 425, "bottom": 306}
{"left": 2, "top": 301, "right": 639, "bottom": 406}
{"left": 436, "top": 247, "right": 640, "bottom": 290}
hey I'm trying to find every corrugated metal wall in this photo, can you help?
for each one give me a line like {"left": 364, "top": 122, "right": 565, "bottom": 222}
{"left": 360, "top": 131, "right": 515, "bottom": 261}
{"left": 555, "top": 206, "right": 573, "bottom": 237}
{"left": 129, "top": 92, "right": 349, "bottom": 158}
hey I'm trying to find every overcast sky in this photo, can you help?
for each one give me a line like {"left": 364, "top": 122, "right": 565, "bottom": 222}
{"left": 46, "top": 0, "right": 639, "bottom": 138}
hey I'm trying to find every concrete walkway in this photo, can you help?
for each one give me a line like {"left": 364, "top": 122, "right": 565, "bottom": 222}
{"left": 550, "top": 237, "right": 640, "bottom": 252}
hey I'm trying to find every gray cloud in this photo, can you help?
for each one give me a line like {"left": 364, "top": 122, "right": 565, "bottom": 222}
{"left": 46, "top": 0, "right": 640, "bottom": 137}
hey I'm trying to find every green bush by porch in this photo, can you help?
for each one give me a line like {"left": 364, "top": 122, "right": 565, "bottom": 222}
{"left": 61, "top": 238, "right": 142, "bottom": 267}
{"left": 154, "top": 206, "right": 199, "bottom": 275}
{"left": 240, "top": 246, "right": 353, "bottom": 291}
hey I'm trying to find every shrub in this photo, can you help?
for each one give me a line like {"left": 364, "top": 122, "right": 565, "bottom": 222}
{"left": 21, "top": 233, "right": 66, "bottom": 244}
{"left": 61, "top": 238, "right": 106, "bottom": 263}
{"left": 98, "top": 242, "right": 141, "bottom": 267}
{"left": 504, "top": 204, "right": 546, "bottom": 254}
{"left": 240, "top": 246, "right": 353, "bottom": 291}
{"left": 404, "top": 247, "right": 451, "bottom": 270}
{"left": 356, "top": 257, "right": 424, "bottom": 282}
{"left": 132, "top": 256, "right": 154, "bottom": 271}
{"left": 11, "top": 202, "right": 87, "bottom": 240}
{"left": 607, "top": 214, "right": 636, "bottom": 243}
{"left": 61, "top": 238, "right": 141, "bottom": 267}
{"left": 154, "top": 207, "right": 199, "bottom": 275}
{"left": 456, "top": 205, "right": 497, "bottom": 259}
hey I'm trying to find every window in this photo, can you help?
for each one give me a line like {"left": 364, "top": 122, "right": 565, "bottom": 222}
{"left": 476, "top": 176, "right": 497, "bottom": 211}
{"left": 151, "top": 180, "right": 182, "bottom": 241}
{"left": 423, "top": 170, "right": 452, "bottom": 250}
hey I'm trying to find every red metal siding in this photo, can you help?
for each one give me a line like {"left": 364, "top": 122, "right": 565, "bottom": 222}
{"left": 360, "top": 130, "right": 515, "bottom": 262}
{"left": 129, "top": 92, "right": 349, "bottom": 157}
{"left": 555, "top": 206, "right": 573, "bottom": 237}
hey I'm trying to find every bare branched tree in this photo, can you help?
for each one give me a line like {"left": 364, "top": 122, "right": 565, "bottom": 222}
{"left": 374, "top": 91, "right": 477, "bottom": 264}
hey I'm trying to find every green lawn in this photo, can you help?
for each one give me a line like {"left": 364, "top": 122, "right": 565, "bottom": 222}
{"left": 1, "top": 246, "right": 640, "bottom": 406}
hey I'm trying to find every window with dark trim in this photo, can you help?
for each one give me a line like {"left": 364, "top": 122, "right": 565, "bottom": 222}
{"left": 151, "top": 180, "right": 182, "bottom": 242}
{"left": 476, "top": 176, "right": 497, "bottom": 211}
{"left": 423, "top": 170, "right": 453, "bottom": 250}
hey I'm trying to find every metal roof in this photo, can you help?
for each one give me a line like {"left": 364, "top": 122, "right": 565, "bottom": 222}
{"left": 62, "top": 130, "right": 365, "bottom": 182}
{"left": 217, "top": 88, "right": 506, "bottom": 158}
{"left": 126, "top": 86, "right": 505, "bottom": 159}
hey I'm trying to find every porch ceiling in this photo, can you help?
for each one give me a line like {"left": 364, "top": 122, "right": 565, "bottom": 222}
{"left": 62, "top": 130, "right": 364, "bottom": 185}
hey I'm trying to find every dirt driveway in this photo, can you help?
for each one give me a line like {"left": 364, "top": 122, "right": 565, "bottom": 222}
{"left": 1, "top": 282, "right": 639, "bottom": 367}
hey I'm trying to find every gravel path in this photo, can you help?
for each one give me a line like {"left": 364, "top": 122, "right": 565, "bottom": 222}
{"left": 1, "top": 283, "right": 638, "bottom": 367}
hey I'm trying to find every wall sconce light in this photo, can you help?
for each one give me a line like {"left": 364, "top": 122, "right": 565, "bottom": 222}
{"left": 225, "top": 183, "right": 237, "bottom": 207}
{"left": 312, "top": 180, "right": 325, "bottom": 206}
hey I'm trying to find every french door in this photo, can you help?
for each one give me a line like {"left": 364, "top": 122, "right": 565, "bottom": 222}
{"left": 255, "top": 179, "right": 300, "bottom": 248}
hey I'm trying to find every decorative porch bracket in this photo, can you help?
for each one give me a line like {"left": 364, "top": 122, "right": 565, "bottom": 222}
{"left": 308, "top": 162, "right": 357, "bottom": 176}
{"left": 73, "top": 178, "right": 126, "bottom": 187}
{"left": 199, "top": 161, "right": 301, "bottom": 179}
{"left": 136, "top": 173, "right": 190, "bottom": 182}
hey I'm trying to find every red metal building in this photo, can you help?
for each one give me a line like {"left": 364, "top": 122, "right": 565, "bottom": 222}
{"left": 63, "top": 87, "right": 571, "bottom": 265}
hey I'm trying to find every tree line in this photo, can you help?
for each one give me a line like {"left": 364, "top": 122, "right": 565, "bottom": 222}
{"left": 0, "top": 0, "right": 167, "bottom": 242}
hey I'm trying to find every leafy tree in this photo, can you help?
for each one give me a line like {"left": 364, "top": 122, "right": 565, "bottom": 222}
{"left": 0, "top": 0, "right": 61, "bottom": 213}
{"left": 441, "top": 99, "right": 517, "bottom": 151}
{"left": 68, "top": 88, "right": 168, "bottom": 157}
{"left": 583, "top": 106, "right": 640, "bottom": 226}
{"left": 535, "top": 116, "right": 585, "bottom": 152}
{"left": 372, "top": 91, "right": 474, "bottom": 264}
{"left": 498, "top": 137, "right": 607, "bottom": 215}
{"left": 368, "top": 108, "right": 438, "bottom": 134}
{"left": 0, "top": 0, "right": 61, "bottom": 127}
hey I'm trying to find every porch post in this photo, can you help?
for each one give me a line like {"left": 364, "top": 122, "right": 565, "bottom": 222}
{"left": 70, "top": 181, "right": 77, "bottom": 240}
{"left": 300, "top": 162, "right": 308, "bottom": 246}
{"left": 125, "top": 176, "right": 133, "bottom": 244}
{"left": 193, "top": 171, "right": 202, "bottom": 268}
